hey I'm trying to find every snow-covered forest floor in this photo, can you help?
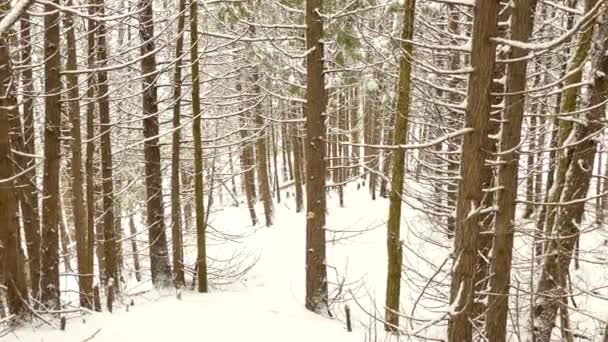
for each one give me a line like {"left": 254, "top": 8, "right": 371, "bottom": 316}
{"left": 6, "top": 182, "right": 608, "bottom": 341}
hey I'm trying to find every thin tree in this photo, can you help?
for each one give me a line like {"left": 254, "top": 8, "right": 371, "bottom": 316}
{"left": 139, "top": 0, "right": 172, "bottom": 287}
{"left": 63, "top": 1, "right": 94, "bottom": 308}
{"left": 170, "top": 0, "right": 187, "bottom": 288}
{"left": 95, "top": 0, "right": 119, "bottom": 298}
{"left": 384, "top": 0, "right": 415, "bottom": 332}
{"left": 190, "top": 0, "right": 208, "bottom": 292}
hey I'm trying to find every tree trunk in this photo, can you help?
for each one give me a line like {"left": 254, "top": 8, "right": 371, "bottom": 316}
{"left": 0, "top": 19, "right": 29, "bottom": 316}
{"left": 94, "top": 0, "right": 118, "bottom": 297}
{"left": 485, "top": 1, "right": 537, "bottom": 340}
{"left": 252, "top": 67, "right": 274, "bottom": 226}
{"left": 350, "top": 87, "right": 360, "bottom": 178}
{"left": 19, "top": 14, "right": 41, "bottom": 302}
{"left": 292, "top": 114, "right": 304, "bottom": 213}
{"left": 139, "top": 0, "right": 172, "bottom": 287}
{"left": 533, "top": 9, "right": 608, "bottom": 340}
{"left": 447, "top": 0, "right": 500, "bottom": 340}
{"left": 190, "top": 0, "right": 207, "bottom": 292}
{"left": 63, "top": 3, "right": 94, "bottom": 308}
{"left": 129, "top": 214, "right": 141, "bottom": 282}
{"left": 40, "top": 0, "right": 62, "bottom": 309}
{"left": 384, "top": 0, "right": 415, "bottom": 332}
{"left": 271, "top": 124, "right": 281, "bottom": 203}
{"left": 304, "top": 0, "right": 328, "bottom": 314}
{"left": 170, "top": 0, "right": 186, "bottom": 288}
{"left": 540, "top": 0, "right": 597, "bottom": 255}
{"left": 85, "top": 1, "right": 98, "bottom": 309}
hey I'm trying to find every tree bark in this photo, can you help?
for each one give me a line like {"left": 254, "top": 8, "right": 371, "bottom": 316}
{"left": 251, "top": 65, "right": 274, "bottom": 226}
{"left": 533, "top": 9, "right": 608, "bottom": 340}
{"left": 18, "top": 14, "right": 41, "bottom": 301}
{"left": 0, "top": 16, "right": 29, "bottom": 315}
{"left": 384, "top": 0, "right": 415, "bottom": 331}
{"left": 139, "top": 0, "right": 172, "bottom": 287}
{"left": 447, "top": 0, "right": 500, "bottom": 340}
{"left": 485, "top": 1, "right": 537, "bottom": 340}
{"left": 94, "top": 0, "right": 118, "bottom": 297}
{"left": 170, "top": 0, "right": 187, "bottom": 288}
{"left": 190, "top": 0, "right": 207, "bottom": 292}
{"left": 63, "top": 3, "right": 94, "bottom": 308}
{"left": 85, "top": 0, "right": 98, "bottom": 309}
{"left": 40, "top": 0, "right": 62, "bottom": 309}
{"left": 304, "top": 0, "right": 328, "bottom": 314}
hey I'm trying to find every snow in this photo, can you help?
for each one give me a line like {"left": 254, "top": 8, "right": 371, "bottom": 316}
{"left": 7, "top": 179, "right": 608, "bottom": 341}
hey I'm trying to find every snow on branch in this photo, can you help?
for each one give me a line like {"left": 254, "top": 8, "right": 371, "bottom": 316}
{"left": 344, "top": 127, "right": 474, "bottom": 150}
{"left": 0, "top": 0, "right": 32, "bottom": 34}
{"left": 493, "top": 0, "right": 605, "bottom": 51}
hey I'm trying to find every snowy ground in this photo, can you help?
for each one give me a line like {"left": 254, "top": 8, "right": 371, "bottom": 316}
{"left": 6, "top": 182, "right": 608, "bottom": 341}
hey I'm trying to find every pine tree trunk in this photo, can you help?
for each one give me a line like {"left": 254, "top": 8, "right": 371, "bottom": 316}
{"left": 292, "top": 116, "right": 304, "bottom": 213}
{"left": 384, "top": 0, "right": 415, "bottom": 331}
{"left": 139, "top": 0, "right": 172, "bottom": 287}
{"left": 281, "top": 121, "right": 293, "bottom": 181}
{"left": 40, "top": 0, "right": 62, "bottom": 309}
{"left": 170, "top": 0, "right": 186, "bottom": 288}
{"left": 85, "top": 3, "right": 98, "bottom": 307}
{"left": 63, "top": 4, "right": 94, "bottom": 308}
{"left": 446, "top": 6, "right": 461, "bottom": 235}
{"left": 304, "top": 0, "right": 328, "bottom": 314}
{"left": 129, "top": 214, "right": 141, "bottom": 282}
{"left": 0, "top": 21, "right": 29, "bottom": 316}
{"left": 271, "top": 124, "right": 281, "bottom": 203}
{"left": 252, "top": 68, "right": 274, "bottom": 226}
{"left": 338, "top": 91, "right": 346, "bottom": 208}
{"left": 524, "top": 114, "right": 536, "bottom": 218}
{"left": 95, "top": 0, "right": 119, "bottom": 296}
{"left": 190, "top": 0, "right": 207, "bottom": 292}
{"left": 350, "top": 87, "right": 360, "bottom": 178}
{"left": 19, "top": 14, "right": 41, "bottom": 301}
{"left": 485, "top": 1, "right": 536, "bottom": 340}
{"left": 447, "top": 0, "right": 500, "bottom": 340}
{"left": 534, "top": 9, "right": 608, "bottom": 340}
{"left": 540, "top": 0, "right": 597, "bottom": 254}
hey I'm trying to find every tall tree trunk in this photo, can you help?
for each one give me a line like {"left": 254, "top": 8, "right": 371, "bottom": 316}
{"left": 485, "top": 1, "right": 536, "bottom": 340}
{"left": 281, "top": 121, "right": 293, "bottom": 181}
{"left": 85, "top": 0, "right": 98, "bottom": 309}
{"left": 95, "top": 0, "right": 118, "bottom": 297}
{"left": 384, "top": 0, "right": 415, "bottom": 331}
{"left": 139, "top": 0, "right": 172, "bottom": 287}
{"left": 0, "top": 17, "right": 29, "bottom": 316}
{"left": 540, "top": 0, "right": 597, "bottom": 254}
{"left": 170, "top": 0, "right": 186, "bottom": 288}
{"left": 190, "top": 0, "right": 207, "bottom": 292}
{"left": 350, "top": 87, "right": 360, "bottom": 178}
{"left": 19, "top": 14, "right": 41, "bottom": 302}
{"left": 40, "top": 0, "right": 62, "bottom": 309}
{"left": 533, "top": 7, "right": 608, "bottom": 340}
{"left": 337, "top": 91, "right": 346, "bottom": 208}
{"left": 304, "top": 0, "right": 328, "bottom": 314}
{"left": 252, "top": 68, "right": 274, "bottom": 226}
{"left": 447, "top": 0, "right": 500, "bottom": 340}
{"left": 63, "top": 3, "right": 94, "bottom": 308}
{"left": 129, "top": 214, "right": 141, "bottom": 282}
{"left": 271, "top": 123, "right": 281, "bottom": 203}
{"left": 292, "top": 113, "right": 304, "bottom": 213}
{"left": 446, "top": 6, "right": 461, "bottom": 235}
